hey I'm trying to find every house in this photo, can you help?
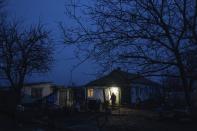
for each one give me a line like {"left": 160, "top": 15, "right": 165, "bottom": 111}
{"left": 22, "top": 82, "right": 54, "bottom": 98}
{"left": 1, "top": 82, "right": 73, "bottom": 108}
{"left": 22, "top": 82, "right": 75, "bottom": 108}
{"left": 85, "top": 68, "right": 161, "bottom": 107}
{"left": 0, "top": 82, "right": 75, "bottom": 108}
{"left": 21, "top": 82, "right": 56, "bottom": 104}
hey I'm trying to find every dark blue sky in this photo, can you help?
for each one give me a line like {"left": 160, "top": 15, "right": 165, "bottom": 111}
{"left": 7, "top": 0, "right": 98, "bottom": 86}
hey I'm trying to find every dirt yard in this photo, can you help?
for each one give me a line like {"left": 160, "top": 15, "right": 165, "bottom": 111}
{"left": 1, "top": 108, "right": 197, "bottom": 131}
{"left": 100, "top": 108, "right": 197, "bottom": 131}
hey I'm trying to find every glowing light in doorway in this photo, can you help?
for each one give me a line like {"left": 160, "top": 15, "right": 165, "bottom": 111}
{"left": 110, "top": 87, "right": 119, "bottom": 94}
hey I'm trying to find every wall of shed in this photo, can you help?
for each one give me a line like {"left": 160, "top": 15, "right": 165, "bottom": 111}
{"left": 22, "top": 84, "right": 53, "bottom": 98}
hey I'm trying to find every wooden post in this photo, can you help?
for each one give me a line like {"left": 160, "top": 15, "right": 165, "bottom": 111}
{"left": 103, "top": 88, "right": 109, "bottom": 121}
{"left": 85, "top": 87, "right": 88, "bottom": 111}
{"left": 103, "top": 88, "right": 106, "bottom": 105}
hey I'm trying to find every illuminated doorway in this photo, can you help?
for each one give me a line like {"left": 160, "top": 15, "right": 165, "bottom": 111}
{"left": 106, "top": 87, "right": 120, "bottom": 105}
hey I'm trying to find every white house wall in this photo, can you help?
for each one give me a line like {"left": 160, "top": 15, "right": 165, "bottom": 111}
{"left": 87, "top": 87, "right": 120, "bottom": 104}
{"left": 88, "top": 85, "right": 159, "bottom": 105}
{"left": 55, "top": 90, "right": 60, "bottom": 105}
{"left": 104, "top": 88, "right": 111, "bottom": 102}
{"left": 92, "top": 87, "right": 104, "bottom": 102}
{"left": 131, "top": 84, "right": 158, "bottom": 104}
{"left": 87, "top": 87, "right": 106, "bottom": 102}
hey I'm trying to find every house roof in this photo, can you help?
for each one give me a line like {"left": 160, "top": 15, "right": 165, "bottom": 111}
{"left": 86, "top": 69, "right": 160, "bottom": 87}
{"left": 24, "top": 82, "right": 53, "bottom": 86}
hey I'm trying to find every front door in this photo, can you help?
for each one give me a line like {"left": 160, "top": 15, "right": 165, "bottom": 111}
{"left": 105, "top": 87, "right": 120, "bottom": 105}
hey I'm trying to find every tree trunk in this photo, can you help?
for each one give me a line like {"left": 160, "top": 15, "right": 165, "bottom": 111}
{"left": 179, "top": 68, "right": 191, "bottom": 108}
{"left": 11, "top": 84, "right": 23, "bottom": 113}
{"left": 175, "top": 51, "right": 192, "bottom": 109}
{"left": 15, "top": 88, "right": 22, "bottom": 105}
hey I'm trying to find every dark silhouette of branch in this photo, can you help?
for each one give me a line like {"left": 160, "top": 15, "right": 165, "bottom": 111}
{"left": 62, "top": 0, "right": 197, "bottom": 108}
{"left": 0, "top": 19, "right": 53, "bottom": 105}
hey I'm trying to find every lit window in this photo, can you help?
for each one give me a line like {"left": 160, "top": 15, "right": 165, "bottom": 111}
{"left": 88, "top": 88, "right": 94, "bottom": 97}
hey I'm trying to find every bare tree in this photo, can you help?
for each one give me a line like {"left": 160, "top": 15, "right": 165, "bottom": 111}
{"left": 186, "top": 0, "right": 197, "bottom": 44}
{"left": 62, "top": 0, "right": 197, "bottom": 108}
{"left": 0, "top": 0, "right": 6, "bottom": 21}
{"left": 0, "top": 21, "right": 53, "bottom": 105}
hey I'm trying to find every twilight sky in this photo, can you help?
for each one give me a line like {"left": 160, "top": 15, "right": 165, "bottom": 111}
{"left": 6, "top": 0, "right": 98, "bottom": 86}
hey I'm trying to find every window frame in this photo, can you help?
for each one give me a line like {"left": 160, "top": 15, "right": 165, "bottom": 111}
{"left": 87, "top": 88, "right": 94, "bottom": 97}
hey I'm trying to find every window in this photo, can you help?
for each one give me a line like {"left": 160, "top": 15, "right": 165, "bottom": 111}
{"left": 31, "top": 88, "right": 43, "bottom": 98}
{"left": 88, "top": 88, "right": 94, "bottom": 97}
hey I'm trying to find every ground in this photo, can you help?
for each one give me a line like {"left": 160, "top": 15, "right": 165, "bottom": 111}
{"left": 0, "top": 108, "right": 197, "bottom": 131}
{"left": 102, "top": 108, "right": 197, "bottom": 131}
